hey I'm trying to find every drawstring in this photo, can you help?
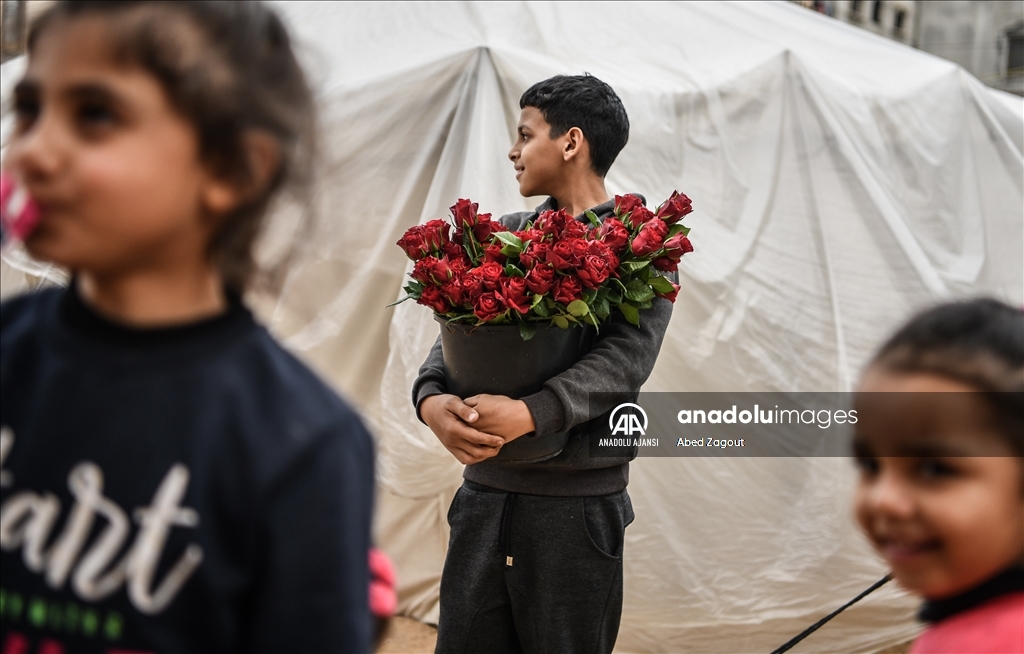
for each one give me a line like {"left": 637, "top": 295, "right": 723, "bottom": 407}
{"left": 498, "top": 492, "right": 517, "bottom": 567}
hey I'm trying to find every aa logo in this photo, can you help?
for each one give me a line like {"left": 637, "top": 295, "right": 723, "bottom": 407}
{"left": 609, "top": 403, "right": 648, "bottom": 437}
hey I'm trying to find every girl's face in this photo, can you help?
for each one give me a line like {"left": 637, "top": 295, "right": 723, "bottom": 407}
{"left": 853, "top": 368, "right": 1024, "bottom": 600}
{"left": 4, "top": 16, "right": 230, "bottom": 277}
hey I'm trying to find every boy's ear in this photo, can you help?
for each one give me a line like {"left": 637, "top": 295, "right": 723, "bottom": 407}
{"left": 562, "top": 126, "right": 587, "bottom": 164}
{"left": 201, "top": 131, "right": 281, "bottom": 219}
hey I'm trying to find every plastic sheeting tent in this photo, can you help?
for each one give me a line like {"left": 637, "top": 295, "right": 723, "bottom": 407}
{"left": 2, "top": 1, "right": 1022, "bottom": 652}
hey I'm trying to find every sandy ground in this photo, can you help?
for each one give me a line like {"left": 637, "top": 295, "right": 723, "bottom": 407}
{"left": 376, "top": 616, "right": 912, "bottom": 654}
{"left": 376, "top": 616, "right": 438, "bottom": 653}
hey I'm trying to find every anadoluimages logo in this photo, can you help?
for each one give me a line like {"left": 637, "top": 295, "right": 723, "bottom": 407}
{"left": 609, "top": 403, "right": 648, "bottom": 437}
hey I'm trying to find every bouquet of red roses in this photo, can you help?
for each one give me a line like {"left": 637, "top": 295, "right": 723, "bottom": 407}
{"left": 393, "top": 192, "right": 693, "bottom": 340}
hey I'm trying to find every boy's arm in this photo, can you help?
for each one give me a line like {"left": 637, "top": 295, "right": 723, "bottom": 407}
{"left": 413, "top": 339, "right": 507, "bottom": 463}
{"left": 522, "top": 292, "right": 675, "bottom": 436}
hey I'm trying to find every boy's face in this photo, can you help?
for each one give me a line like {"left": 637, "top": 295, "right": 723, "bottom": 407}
{"left": 508, "top": 106, "right": 568, "bottom": 198}
{"left": 5, "top": 17, "right": 224, "bottom": 276}
{"left": 853, "top": 368, "right": 1024, "bottom": 600}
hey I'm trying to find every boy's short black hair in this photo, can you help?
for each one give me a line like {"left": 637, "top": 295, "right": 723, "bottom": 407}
{"left": 872, "top": 298, "right": 1024, "bottom": 454}
{"left": 520, "top": 74, "right": 629, "bottom": 177}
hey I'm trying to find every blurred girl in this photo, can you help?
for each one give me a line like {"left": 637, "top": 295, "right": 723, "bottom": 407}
{"left": 0, "top": 2, "right": 374, "bottom": 652}
{"left": 853, "top": 299, "right": 1023, "bottom": 653}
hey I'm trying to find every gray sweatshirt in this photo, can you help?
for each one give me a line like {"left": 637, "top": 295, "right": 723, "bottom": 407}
{"left": 412, "top": 196, "right": 675, "bottom": 496}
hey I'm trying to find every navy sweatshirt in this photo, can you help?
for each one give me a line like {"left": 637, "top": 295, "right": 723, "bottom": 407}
{"left": 0, "top": 286, "right": 374, "bottom": 653}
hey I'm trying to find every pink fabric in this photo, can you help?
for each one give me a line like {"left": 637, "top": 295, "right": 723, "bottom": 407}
{"left": 369, "top": 547, "right": 398, "bottom": 618}
{"left": 910, "top": 593, "right": 1024, "bottom": 654}
{"left": 0, "top": 173, "right": 42, "bottom": 241}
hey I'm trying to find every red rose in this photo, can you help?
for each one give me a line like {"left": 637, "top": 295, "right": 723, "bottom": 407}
{"left": 448, "top": 255, "right": 471, "bottom": 276}
{"left": 473, "top": 291, "right": 506, "bottom": 322}
{"left": 461, "top": 268, "right": 486, "bottom": 301}
{"left": 653, "top": 234, "right": 693, "bottom": 271}
{"left": 483, "top": 242, "right": 507, "bottom": 264}
{"left": 652, "top": 256, "right": 677, "bottom": 273}
{"left": 411, "top": 256, "right": 451, "bottom": 285}
{"left": 655, "top": 280, "right": 680, "bottom": 303}
{"left": 501, "top": 276, "right": 531, "bottom": 314}
{"left": 578, "top": 254, "right": 616, "bottom": 289}
{"left": 472, "top": 213, "right": 495, "bottom": 242}
{"left": 441, "top": 239, "right": 465, "bottom": 262}
{"left": 478, "top": 262, "right": 505, "bottom": 290}
{"left": 441, "top": 279, "right": 465, "bottom": 306}
{"left": 421, "top": 219, "right": 451, "bottom": 251}
{"left": 417, "top": 285, "right": 451, "bottom": 313}
{"left": 664, "top": 233, "right": 694, "bottom": 257}
{"left": 553, "top": 276, "right": 583, "bottom": 305}
{"left": 535, "top": 209, "right": 569, "bottom": 237}
{"left": 567, "top": 238, "right": 589, "bottom": 261}
{"left": 597, "top": 218, "right": 629, "bottom": 254}
{"left": 450, "top": 198, "right": 479, "bottom": 231}
{"left": 546, "top": 240, "right": 580, "bottom": 271}
{"left": 525, "top": 265, "right": 556, "bottom": 295}
{"left": 515, "top": 228, "right": 544, "bottom": 245}
{"left": 519, "top": 241, "right": 551, "bottom": 269}
{"left": 655, "top": 191, "right": 693, "bottom": 225}
{"left": 586, "top": 239, "right": 616, "bottom": 262}
{"left": 628, "top": 205, "right": 656, "bottom": 227}
{"left": 630, "top": 220, "right": 669, "bottom": 257}
{"left": 561, "top": 218, "right": 587, "bottom": 239}
{"left": 397, "top": 226, "right": 428, "bottom": 260}
{"left": 614, "top": 194, "right": 644, "bottom": 219}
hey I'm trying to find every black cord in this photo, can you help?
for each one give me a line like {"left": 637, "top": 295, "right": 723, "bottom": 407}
{"left": 770, "top": 574, "right": 893, "bottom": 654}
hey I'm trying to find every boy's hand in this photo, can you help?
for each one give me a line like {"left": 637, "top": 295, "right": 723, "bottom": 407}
{"left": 462, "top": 394, "right": 536, "bottom": 441}
{"left": 421, "top": 394, "right": 505, "bottom": 465}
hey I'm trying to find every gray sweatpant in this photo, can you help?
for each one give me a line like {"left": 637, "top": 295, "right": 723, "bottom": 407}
{"left": 436, "top": 481, "right": 635, "bottom": 654}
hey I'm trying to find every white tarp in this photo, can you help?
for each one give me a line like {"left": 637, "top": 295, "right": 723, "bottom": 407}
{"left": 3, "top": 1, "right": 1022, "bottom": 651}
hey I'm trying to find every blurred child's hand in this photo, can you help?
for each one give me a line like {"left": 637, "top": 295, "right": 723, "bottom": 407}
{"left": 421, "top": 394, "right": 505, "bottom": 464}
{"left": 462, "top": 394, "right": 536, "bottom": 441}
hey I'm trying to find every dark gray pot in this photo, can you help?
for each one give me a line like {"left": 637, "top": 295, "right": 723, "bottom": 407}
{"left": 435, "top": 316, "right": 592, "bottom": 462}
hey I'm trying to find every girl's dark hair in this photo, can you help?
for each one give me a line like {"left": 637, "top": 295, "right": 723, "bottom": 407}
{"left": 872, "top": 298, "right": 1024, "bottom": 454}
{"left": 520, "top": 74, "right": 629, "bottom": 177}
{"left": 28, "top": 0, "right": 317, "bottom": 292}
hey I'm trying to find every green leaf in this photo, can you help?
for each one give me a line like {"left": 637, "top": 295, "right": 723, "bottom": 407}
{"left": 407, "top": 280, "right": 424, "bottom": 293}
{"left": 584, "top": 210, "right": 601, "bottom": 228}
{"left": 636, "top": 300, "right": 653, "bottom": 310}
{"left": 582, "top": 312, "right": 600, "bottom": 327}
{"left": 500, "top": 244, "right": 520, "bottom": 257}
{"left": 505, "top": 264, "right": 525, "bottom": 278}
{"left": 567, "top": 299, "right": 590, "bottom": 317}
{"left": 494, "top": 231, "right": 523, "bottom": 251}
{"left": 531, "top": 293, "right": 545, "bottom": 308}
{"left": 649, "top": 275, "right": 676, "bottom": 294}
{"left": 620, "top": 260, "right": 649, "bottom": 274}
{"left": 553, "top": 315, "right": 570, "bottom": 329}
{"left": 582, "top": 288, "right": 598, "bottom": 304}
{"left": 667, "top": 224, "right": 687, "bottom": 238}
{"left": 593, "top": 296, "right": 611, "bottom": 319}
{"left": 619, "top": 303, "right": 640, "bottom": 326}
{"left": 532, "top": 297, "right": 551, "bottom": 317}
{"left": 624, "top": 279, "right": 655, "bottom": 303}
{"left": 519, "top": 321, "right": 537, "bottom": 341}
{"left": 386, "top": 295, "right": 413, "bottom": 308}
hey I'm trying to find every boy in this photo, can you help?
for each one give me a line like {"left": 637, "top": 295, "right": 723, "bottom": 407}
{"left": 413, "top": 74, "right": 674, "bottom": 653}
